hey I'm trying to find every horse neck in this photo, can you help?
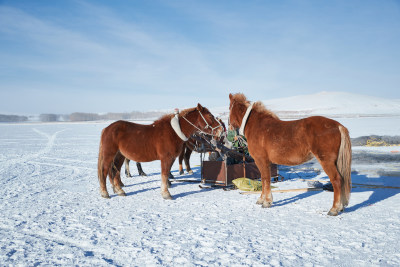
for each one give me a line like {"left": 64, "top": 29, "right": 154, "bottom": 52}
{"left": 233, "top": 103, "right": 248, "bottom": 127}
{"left": 245, "top": 107, "right": 279, "bottom": 134}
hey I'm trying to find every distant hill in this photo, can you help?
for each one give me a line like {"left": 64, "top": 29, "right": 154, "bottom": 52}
{"left": 211, "top": 91, "right": 400, "bottom": 119}
{"left": 3, "top": 92, "right": 400, "bottom": 122}
{"left": 0, "top": 114, "right": 28, "bottom": 122}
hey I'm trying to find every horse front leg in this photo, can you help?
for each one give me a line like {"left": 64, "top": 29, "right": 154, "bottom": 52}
{"left": 254, "top": 159, "right": 273, "bottom": 208}
{"left": 160, "top": 158, "right": 174, "bottom": 200}
{"left": 124, "top": 158, "right": 132, "bottom": 177}
{"left": 136, "top": 162, "right": 147, "bottom": 176}
{"left": 178, "top": 145, "right": 185, "bottom": 175}
{"left": 184, "top": 149, "right": 193, "bottom": 174}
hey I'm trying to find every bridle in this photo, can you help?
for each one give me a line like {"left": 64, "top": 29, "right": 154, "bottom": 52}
{"left": 181, "top": 109, "right": 223, "bottom": 138}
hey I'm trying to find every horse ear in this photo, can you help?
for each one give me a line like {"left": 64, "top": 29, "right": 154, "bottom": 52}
{"left": 229, "top": 93, "right": 233, "bottom": 101}
{"left": 197, "top": 103, "right": 204, "bottom": 111}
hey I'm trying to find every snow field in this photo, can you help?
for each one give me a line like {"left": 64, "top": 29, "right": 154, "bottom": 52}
{"left": 0, "top": 121, "right": 399, "bottom": 266}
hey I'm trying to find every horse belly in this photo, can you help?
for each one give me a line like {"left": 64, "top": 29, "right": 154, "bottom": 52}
{"left": 269, "top": 148, "right": 314, "bottom": 166}
{"left": 120, "top": 145, "right": 158, "bottom": 163}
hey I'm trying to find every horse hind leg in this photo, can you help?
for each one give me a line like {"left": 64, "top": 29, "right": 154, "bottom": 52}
{"left": 110, "top": 152, "right": 126, "bottom": 196}
{"left": 319, "top": 160, "right": 344, "bottom": 216}
{"left": 99, "top": 152, "right": 113, "bottom": 199}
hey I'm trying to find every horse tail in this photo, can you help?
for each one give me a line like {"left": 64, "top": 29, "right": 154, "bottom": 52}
{"left": 337, "top": 125, "right": 352, "bottom": 207}
{"left": 98, "top": 129, "right": 105, "bottom": 184}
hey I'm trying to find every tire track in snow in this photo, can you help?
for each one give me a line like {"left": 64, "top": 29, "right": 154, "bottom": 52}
{"left": 0, "top": 128, "right": 66, "bottom": 187}
{"left": 0, "top": 224, "right": 138, "bottom": 266}
{"left": 31, "top": 128, "right": 65, "bottom": 156}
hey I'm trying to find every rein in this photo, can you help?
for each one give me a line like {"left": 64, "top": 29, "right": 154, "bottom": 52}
{"left": 181, "top": 109, "right": 222, "bottom": 138}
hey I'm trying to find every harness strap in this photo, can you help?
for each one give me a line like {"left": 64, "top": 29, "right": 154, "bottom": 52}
{"left": 171, "top": 108, "right": 222, "bottom": 141}
{"left": 239, "top": 102, "right": 254, "bottom": 136}
{"left": 170, "top": 111, "right": 188, "bottom": 141}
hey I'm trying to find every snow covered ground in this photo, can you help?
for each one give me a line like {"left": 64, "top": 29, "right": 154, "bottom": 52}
{"left": 1, "top": 116, "right": 400, "bottom": 266}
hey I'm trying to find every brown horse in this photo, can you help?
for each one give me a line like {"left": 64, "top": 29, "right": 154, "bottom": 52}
{"left": 98, "top": 104, "right": 223, "bottom": 199}
{"left": 228, "top": 93, "right": 352, "bottom": 216}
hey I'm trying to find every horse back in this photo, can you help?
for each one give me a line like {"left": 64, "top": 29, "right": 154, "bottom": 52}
{"left": 247, "top": 115, "right": 343, "bottom": 165}
{"left": 259, "top": 116, "right": 342, "bottom": 143}
{"left": 101, "top": 120, "right": 182, "bottom": 162}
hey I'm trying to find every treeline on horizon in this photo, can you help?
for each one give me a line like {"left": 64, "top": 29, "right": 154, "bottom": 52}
{"left": 0, "top": 111, "right": 167, "bottom": 123}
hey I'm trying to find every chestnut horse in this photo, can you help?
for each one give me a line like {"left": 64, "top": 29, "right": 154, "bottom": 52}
{"left": 228, "top": 93, "right": 351, "bottom": 216}
{"left": 98, "top": 104, "right": 223, "bottom": 199}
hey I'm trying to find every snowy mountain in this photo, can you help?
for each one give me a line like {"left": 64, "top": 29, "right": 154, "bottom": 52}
{"left": 211, "top": 91, "right": 400, "bottom": 119}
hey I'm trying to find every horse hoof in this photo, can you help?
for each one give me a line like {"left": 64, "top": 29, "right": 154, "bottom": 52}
{"left": 256, "top": 198, "right": 264, "bottom": 205}
{"left": 140, "top": 172, "right": 147, "bottom": 177}
{"left": 101, "top": 192, "right": 110, "bottom": 199}
{"left": 113, "top": 186, "right": 126, "bottom": 196}
{"left": 262, "top": 201, "right": 272, "bottom": 208}
{"left": 188, "top": 170, "right": 194, "bottom": 175}
{"left": 162, "top": 192, "right": 173, "bottom": 200}
{"left": 179, "top": 170, "right": 184, "bottom": 175}
{"left": 328, "top": 209, "right": 339, "bottom": 216}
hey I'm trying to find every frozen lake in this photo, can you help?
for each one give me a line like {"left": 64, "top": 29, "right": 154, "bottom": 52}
{"left": 0, "top": 117, "right": 399, "bottom": 266}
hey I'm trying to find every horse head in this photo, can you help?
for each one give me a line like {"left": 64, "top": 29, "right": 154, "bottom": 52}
{"left": 228, "top": 93, "right": 251, "bottom": 129}
{"left": 193, "top": 103, "right": 224, "bottom": 139}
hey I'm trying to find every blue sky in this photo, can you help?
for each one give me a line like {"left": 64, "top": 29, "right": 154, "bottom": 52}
{"left": 1, "top": 0, "right": 399, "bottom": 114}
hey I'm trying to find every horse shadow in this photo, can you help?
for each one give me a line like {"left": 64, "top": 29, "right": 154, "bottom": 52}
{"left": 172, "top": 189, "right": 209, "bottom": 199}
{"left": 122, "top": 179, "right": 157, "bottom": 187}
{"left": 274, "top": 168, "right": 400, "bottom": 213}
{"left": 120, "top": 185, "right": 207, "bottom": 199}
{"left": 124, "top": 187, "right": 160, "bottom": 197}
{"left": 116, "top": 166, "right": 207, "bottom": 198}
{"left": 273, "top": 190, "right": 322, "bottom": 207}
{"left": 345, "top": 171, "right": 400, "bottom": 213}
